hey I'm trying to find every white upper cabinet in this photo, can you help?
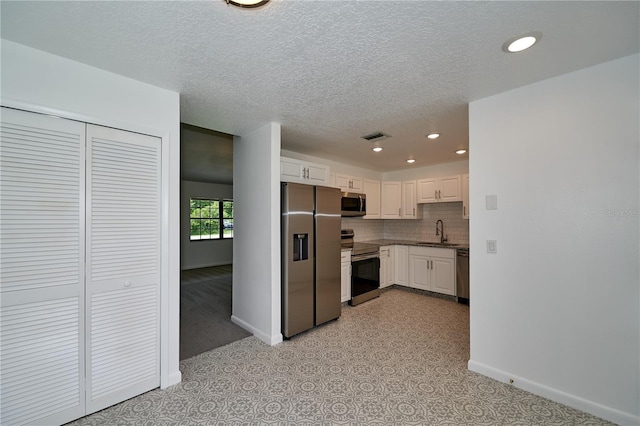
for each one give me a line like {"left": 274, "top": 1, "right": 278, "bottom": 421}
{"left": 402, "top": 180, "right": 419, "bottom": 219}
{"left": 336, "top": 174, "right": 363, "bottom": 192}
{"left": 381, "top": 181, "right": 402, "bottom": 219}
{"left": 381, "top": 181, "right": 420, "bottom": 219}
{"left": 417, "top": 175, "right": 462, "bottom": 203}
{"left": 462, "top": 173, "right": 469, "bottom": 219}
{"left": 363, "top": 179, "right": 381, "bottom": 219}
{"left": 281, "top": 157, "right": 330, "bottom": 186}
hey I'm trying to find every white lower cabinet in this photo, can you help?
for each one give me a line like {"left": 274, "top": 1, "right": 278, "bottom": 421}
{"left": 341, "top": 250, "right": 351, "bottom": 303}
{"left": 379, "top": 246, "right": 394, "bottom": 288}
{"left": 394, "top": 245, "right": 409, "bottom": 286}
{"left": 408, "top": 246, "right": 456, "bottom": 296}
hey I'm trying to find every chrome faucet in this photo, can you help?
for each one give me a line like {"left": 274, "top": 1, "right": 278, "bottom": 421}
{"left": 435, "top": 219, "right": 447, "bottom": 244}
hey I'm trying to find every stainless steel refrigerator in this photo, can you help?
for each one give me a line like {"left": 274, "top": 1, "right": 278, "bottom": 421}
{"left": 281, "top": 182, "right": 341, "bottom": 338}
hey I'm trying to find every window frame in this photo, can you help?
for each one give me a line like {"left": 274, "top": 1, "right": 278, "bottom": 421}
{"left": 189, "top": 198, "right": 233, "bottom": 241}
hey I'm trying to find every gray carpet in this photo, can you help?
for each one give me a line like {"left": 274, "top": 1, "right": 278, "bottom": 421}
{"left": 180, "top": 269, "right": 251, "bottom": 360}
{"left": 69, "top": 288, "right": 611, "bottom": 425}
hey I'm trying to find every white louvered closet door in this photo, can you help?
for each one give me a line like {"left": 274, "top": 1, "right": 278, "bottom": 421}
{"left": 85, "top": 124, "right": 161, "bottom": 414}
{"left": 0, "top": 107, "right": 86, "bottom": 425}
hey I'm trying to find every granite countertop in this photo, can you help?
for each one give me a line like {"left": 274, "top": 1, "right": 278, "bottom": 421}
{"left": 358, "top": 239, "right": 470, "bottom": 250}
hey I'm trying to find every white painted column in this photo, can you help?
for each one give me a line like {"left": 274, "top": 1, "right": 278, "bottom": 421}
{"left": 232, "top": 122, "right": 283, "bottom": 345}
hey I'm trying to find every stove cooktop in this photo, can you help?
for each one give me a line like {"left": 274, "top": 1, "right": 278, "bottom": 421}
{"left": 341, "top": 241, "right": 379, "bottom": 256}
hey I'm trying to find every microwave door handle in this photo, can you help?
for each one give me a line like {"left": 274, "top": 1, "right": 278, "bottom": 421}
{"left": 358, "top": 195, "right": 363, "bottom": 213}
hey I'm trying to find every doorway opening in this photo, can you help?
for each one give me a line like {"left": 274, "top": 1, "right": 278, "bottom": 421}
{"left": 179, "top": 123, "right": 250, "bottom": 360}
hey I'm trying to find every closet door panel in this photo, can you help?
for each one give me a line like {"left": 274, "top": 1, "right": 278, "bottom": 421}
{"left": 85, "top": 124, "right": 161, "bottom": 414}
{"left": 0, "top": 107, "right": 85, "bottom": 425}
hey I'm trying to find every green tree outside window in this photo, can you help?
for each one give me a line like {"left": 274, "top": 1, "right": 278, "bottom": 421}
{"left": 190, "top": 198, "right": 233, "bottom": 240}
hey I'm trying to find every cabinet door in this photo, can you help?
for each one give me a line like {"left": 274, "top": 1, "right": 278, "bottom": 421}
{"left": 340, "top": 252, "right": 351, "bottom": 303}
{"left": 350, "top": 177, "right": 363, "bottom": 192}
{"left": 0, "top": 107, "right": 86, "bottom": 426}
{"left": 439, "top": 175, "right": 462, "bottom": 202}
{"left": 85, "top": 125, "right": 161, "bottom": 414}
{"left": 306, "top": 163, "right": 329, "bottom": 185}
{"left": 379, "top": 246, "right": 393, "bottom": 288}
{"left": 381, "top": 181, "right": 402, "bottom": 219}
{"left": 394, "top": 246, "right": 409, "bottom": 286}
{"left": 409, "top": 255, "right": 430, "bottom": 290}
{"left": 280, "top": 158, "right": 303, "bottom": 182}
{"left": 363, "top": 179, "right": 381, "bottom": 219}
{"left": 402, "top": 180, "right": 418, "bottom": 218}
{"left": 462, "top": 173, "right": 469, "bottom": 219}
{"left": 417, "top": 179, "right": 438, "bottom": 203}
{"left": 386, "top": 247, "right": 395, "bottom": 287}
{"left": 335, "top": 174, "right": 350, "bottom": 191}
{"left": 430, "top": 257, "right": 456, "bottom": 295}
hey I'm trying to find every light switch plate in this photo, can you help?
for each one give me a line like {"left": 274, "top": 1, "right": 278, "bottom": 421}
{"left": 486, "top": 195, "right": 498, "bottom": 210}
{"left": 487, "top": 240, "right": 497, "bottom": 254}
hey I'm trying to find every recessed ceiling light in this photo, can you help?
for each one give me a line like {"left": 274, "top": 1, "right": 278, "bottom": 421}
{"left": 456, "top": 149, "right": 467, "bottom": 155}
{"left": 372, "top": 147, "right": 383, "bottom": 152}
{"left": 225, "top": 0, "right": 270, "bottom": 8}
{"left": 426, "top": 133, "right": 440, "bottom": 140}
{"left": 502, "top": 31, "right": 542, "bottom": 53}
{"left": 407, "top": 158, "right": 416, "bottom": 164}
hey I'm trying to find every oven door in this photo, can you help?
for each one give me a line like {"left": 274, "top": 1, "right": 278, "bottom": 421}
{"left": 350, "top": 252, "right": 380, "bottom": 305}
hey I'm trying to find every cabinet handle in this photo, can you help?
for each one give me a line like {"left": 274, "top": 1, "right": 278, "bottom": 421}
{"left": 434, "top": 190, "right": 437, "bottom": 200}
{"left": 464, "top": 206, "right": 466, "bottom": 216}
{"left": 398, "top": 208, "right": 401, "bottom": 216}
{"left": 438, "top": 190, "right": 441, "bottom": 199}
{"left": 413, "top": 207, "right": 415, "bottom": 216}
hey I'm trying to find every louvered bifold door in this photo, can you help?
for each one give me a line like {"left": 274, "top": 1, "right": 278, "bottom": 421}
{"left": 85, "top": 124, "right": 161, "bottom": 414}
{"left": 0, "top": 107, "right": 86, "bottom": 425}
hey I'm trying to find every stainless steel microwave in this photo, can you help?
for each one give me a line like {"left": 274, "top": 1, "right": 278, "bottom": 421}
{"left": 341, "top": 192, "right": 366, "bottom": 217}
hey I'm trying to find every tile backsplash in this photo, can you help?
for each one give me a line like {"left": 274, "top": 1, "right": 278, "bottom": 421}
{"left": 342, "top": 202, "right": 469, "bottom": 244}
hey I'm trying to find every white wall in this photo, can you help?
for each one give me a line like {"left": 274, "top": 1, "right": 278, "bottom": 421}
{"left": 180, "top": 180, "right": 233, "bottom": 269}
{"left": 468, "top": 54, "right": 639, "bottom": 425}
{"left": 383, "top": 159, "right": 468, "bottom": 181}
{"left": 232, "top": 122, "right": 282, "bottom": 345}
{"left": 1, "top": 40, "right": 182, "bottom": 388}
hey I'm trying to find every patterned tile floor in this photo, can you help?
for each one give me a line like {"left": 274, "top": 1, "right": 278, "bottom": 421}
{"left": 69, "top": 288, "right": 612, "bottom": 425}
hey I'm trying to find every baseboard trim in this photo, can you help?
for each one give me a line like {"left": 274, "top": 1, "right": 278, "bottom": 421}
{"left": 161, "top": 370, "right": 182, "bottom": 389}
{"left": 231, "top": 315, "right": 283, "bottom": 346}
{"left": 181, "top": 261, "right": 232, "bottom": 270}
{"left": 468, "top": 360, "right": 639, "bottom": 426}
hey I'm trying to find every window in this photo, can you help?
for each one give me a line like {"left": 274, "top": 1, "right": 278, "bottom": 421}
{"left": 190, "top": 198, "right": 233, "bottom": 240}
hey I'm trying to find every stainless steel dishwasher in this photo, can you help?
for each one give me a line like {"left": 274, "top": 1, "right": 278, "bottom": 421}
{"left": 456, "top": 248, "right": 469, "bottom": 304}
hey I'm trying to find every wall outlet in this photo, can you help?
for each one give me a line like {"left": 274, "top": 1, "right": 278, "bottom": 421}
{"left": 487, "top": 240, "right": 497, "bottom": 254}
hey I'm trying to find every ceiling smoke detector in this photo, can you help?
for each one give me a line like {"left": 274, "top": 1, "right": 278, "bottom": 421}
{"left": 361, "top": 132, "right": 390, "bottom": 142}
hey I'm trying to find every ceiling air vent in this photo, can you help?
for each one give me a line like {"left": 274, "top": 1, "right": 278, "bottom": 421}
{"left": 361, "top": 132, "right": 390, "bottom": 142}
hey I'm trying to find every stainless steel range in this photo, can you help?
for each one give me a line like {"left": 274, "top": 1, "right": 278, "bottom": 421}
{"left": 341, "top": 229, "right": 380, "bottom": 305}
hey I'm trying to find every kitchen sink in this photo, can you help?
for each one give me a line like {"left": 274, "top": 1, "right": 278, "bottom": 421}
{"left": 416, "top": 242, "right": 460, "bottom": 247}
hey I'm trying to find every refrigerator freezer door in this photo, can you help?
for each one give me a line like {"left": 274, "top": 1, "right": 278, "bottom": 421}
{"left": 314, "top": 186, "right": 342, "bottom": 326}
{"left": 282, "top": 183, "right": 315, "bottom": 338}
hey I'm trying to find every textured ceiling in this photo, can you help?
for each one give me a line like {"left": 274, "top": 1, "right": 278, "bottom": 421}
{"left": 1, "top": 1, "right": 639, "bottom": 177}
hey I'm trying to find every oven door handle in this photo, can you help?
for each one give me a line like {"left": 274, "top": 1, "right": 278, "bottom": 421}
{"left": 352, "top": 253, "right": 380, "bottom": 262}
